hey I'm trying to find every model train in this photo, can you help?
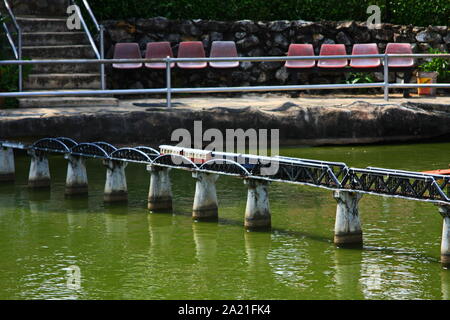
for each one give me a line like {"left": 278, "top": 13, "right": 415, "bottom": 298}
{"left": 159, "top": 145, "right": 264, "bottom": 171}
{"left": 160, "top": 145, "right": 213, "bottom": 164}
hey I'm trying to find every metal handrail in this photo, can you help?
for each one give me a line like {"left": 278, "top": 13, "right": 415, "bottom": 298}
{"left": 1, "top": 17, "right": 18, "bottom": 58}
{"left": 1, "top": 0, "right": 22, "bottom": 91}
{"left": 0, "top": 53, "right": 449, "bottom": 103}
{"left": 70, "top": 2, "right": 99, "bottom": 59}
{"left": 71, "top": 0, "right": 105, "bottom": 89}
{"left": 81, "top": 0, "right": 100, "bottom": 31}
{"left": 0, "top": 52, "right": 448, "bottom": 64}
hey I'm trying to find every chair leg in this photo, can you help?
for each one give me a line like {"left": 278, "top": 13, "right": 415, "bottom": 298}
{"left": 290, "top": 72, "right": 300, "bottom": 98}
{"left": 403, "top": 71, "right": 412, "bottom": 98}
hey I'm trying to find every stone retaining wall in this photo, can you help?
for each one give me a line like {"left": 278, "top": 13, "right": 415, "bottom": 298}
{"left": 103, "top": 18, "right": 450, "bottom": 91}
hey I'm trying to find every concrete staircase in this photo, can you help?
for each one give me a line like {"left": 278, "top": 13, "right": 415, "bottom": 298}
{"left": 1, "top": 0, "right": 117, "bottom": 108}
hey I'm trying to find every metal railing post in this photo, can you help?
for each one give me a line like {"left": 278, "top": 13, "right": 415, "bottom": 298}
{"left": 383, "top": 54, "right": 389, "bottom": 101}
{"left": 166, "top": 57, "right": 172, "bottom": 108}
{"left": 100, "top": 25, "right": 106, "bottom": 90}
{"left": 18, "top": 29, "right": 22, "bottom": 92}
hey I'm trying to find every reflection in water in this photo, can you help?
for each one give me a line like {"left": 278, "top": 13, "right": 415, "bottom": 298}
{"left": 241, "top": 231, "right": 276, "bottom": 299}
{"left": 360, "top": 254, "right": 387, "bottom": 299}
{"left": 28, "top": 189, "right": 51, "bottom": 214}
{"left": 244, "top": 231, "right": 272, "bottom": 270}
{"left": 65, "top": 197, "right": 90, "bottom": 230}
{"left": 192, "top": 222, "right": 218, "bottom": 264}
{"left": 442, "top": 271, "right": 450, "bottom": 300}
{"left": 147, "top": 213, "right": 175, "bottom": 255}
{"left": 333, "top": 248, "right": 364, "bottom": 300}
{"left": 104, "top": 206, "right": 130, "bottom": 236}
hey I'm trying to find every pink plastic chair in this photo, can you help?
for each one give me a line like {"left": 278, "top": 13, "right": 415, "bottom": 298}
{"left": 317, "top": 44, "right": 348, "bottom": 68}
{"left": 144, "top": 42, "right": 175, "bottom": 69}
{"left": 177, "top": 41, "right": 208, "bottom": 69}
{"left": 112, "top": 43, "right": 143, "bottom": 69}
{"left": 385, "top": 43, "right": 414, "bottom": 68}
{"left": 209, "top": 41, "right": 239, "bottom": 68}
{"left": 350, "top": 43, "right": 381, "bottom": 68}
{"left": 285, "top": 44, "right": 316, "bottom": 68}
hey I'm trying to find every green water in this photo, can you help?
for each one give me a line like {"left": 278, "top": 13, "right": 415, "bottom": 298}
{"left": 0, "top": 142, "right": 449, "bottom": 300}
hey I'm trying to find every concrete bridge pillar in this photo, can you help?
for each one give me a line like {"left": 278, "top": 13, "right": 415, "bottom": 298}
{"left": 103, "top": 160, "right": 128, "bottom": 202}
{"left": 65, "top": 154, "right": 88, "bottom": 196}
{"left": 244, "top": 179, "right": 271, "bottom": 231}
{"left": 439, "top": 205, "right": 450, "bottom": 267}
{"left": 333, "top": 191, "right": 363, "bottom": 247}
{"left": 147, "top": 165, "right": 173, "bottom": 212}
{"left": 192, "top": 172, "right": 219, "bottom": 221}
{"left": 28, "top": 150, "right": 50, "bottom": 188}
{"left": 0, "top": 147, "right": 15, "bottom": 182}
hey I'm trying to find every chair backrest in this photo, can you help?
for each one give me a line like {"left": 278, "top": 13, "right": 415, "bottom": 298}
{"left": 145, "top": 42, "right": 174, "bottom": 59}
{"left": 178, "top": 41, "right": 206, "bottom": 58}
{"left": 288, "top": 44, "right": 315, "bottom": 57}
{"left": 209, "top": 41, "right": 239, "bottom": 68}
{"left": 144, "top": 42, "right": 175, "bottom": 69}
{"left": 113, "top": 43, "right": 142, "bottom": 69}
{"left": 385, "top": 43, "right": 414, "bottom": 67}
{"left": 318, "top": 44, "right": 348, "bottom": 68}
{"left": 350, "top": 43, "right": 381, "bottom": 68}
{"left": 319, "top": 44, "right": 347, "bottom": 56}
{"left": 285, "top": 44, "right": 316, "bottom": 68}
{"left": 177, "top": 41, "right": 208, "bottom": 69}
{"left": 352, "top": 43, "right": 379, "bottom": 55}
{"left": 210, "top": 41, "right": 238, "bottom": 58}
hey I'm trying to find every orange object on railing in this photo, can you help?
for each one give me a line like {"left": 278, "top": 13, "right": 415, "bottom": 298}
{"left": 422, "top": 169, "right": 450, "bottom": 175}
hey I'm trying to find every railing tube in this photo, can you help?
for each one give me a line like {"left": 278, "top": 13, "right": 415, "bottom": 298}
{"left": 100, "top": 25, "right": 106, "bottom": 90}
{"left": 18, "top": 29, "right": 22, "bottom": 92}
{"left": 166, "top": 57, "right": 172, "bottom": 108}
{"left": 383, "top": 54, "right": 389, "bottom": 101}
{"left": 82, "top": 0, "right": 101, "bottom": 31}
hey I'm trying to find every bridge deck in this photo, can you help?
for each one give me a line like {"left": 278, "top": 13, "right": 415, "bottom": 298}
{"left": 1, "top": 138, "right": 449, "bottom": 205}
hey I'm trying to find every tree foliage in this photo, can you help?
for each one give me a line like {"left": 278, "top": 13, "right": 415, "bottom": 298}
{"left": 86, "top": 0, "right": 449, "bottom": 26}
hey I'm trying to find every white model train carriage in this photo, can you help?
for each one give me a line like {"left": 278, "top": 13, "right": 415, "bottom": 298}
{"left": 183, "top": 148, "right": 213, "bottom": 164}
{"left": 160, "top": 145, "right": 184, "bottom": 156}
{"left": 159, "top": 145, "right": 212, "bottom": 164}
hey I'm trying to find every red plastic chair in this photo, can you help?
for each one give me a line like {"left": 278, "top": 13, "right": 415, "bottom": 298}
{"left": 177, "top": 41, "right": 208, "bottom": 69}
{"left": 350, "top": 43, "right": 381, "bottom": 68}
{"left": 317, "top": 44, "right": 348, "bottom": 68}
{"left": 112, "top": 43, "right": 142, "bottom": 69}
{"left": 209, "top": 41, "right": 239, "bottom": 68}
{"left": 144, "top": 42, "right": 175, "bottom": 69}
{"left": 285, "top": 44, "right": 316, "bottom": 68}
{"left": 385, "top": 43, "right": 414, "bottom": 68}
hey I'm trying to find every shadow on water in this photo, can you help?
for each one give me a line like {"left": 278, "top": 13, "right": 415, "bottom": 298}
{"left": 27, "top": 188, "right": 51, "bottom": 202}
{"left": 168, "top": 210, "right": 444, "bottom": 266}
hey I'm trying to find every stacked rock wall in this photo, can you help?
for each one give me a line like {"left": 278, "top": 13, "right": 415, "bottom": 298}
{"left": 102, "top": 18, "right": 450, "bottom": 91}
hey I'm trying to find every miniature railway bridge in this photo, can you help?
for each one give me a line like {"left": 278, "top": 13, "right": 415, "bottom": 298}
{"left": 1, "top": 137, "right": 450, "bottom": 267}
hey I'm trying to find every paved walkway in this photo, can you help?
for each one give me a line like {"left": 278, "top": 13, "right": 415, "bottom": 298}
{"left": 2, "top": 93, "right": 450, "bottom": 120}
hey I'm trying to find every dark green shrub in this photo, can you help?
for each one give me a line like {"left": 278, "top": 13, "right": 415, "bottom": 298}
{"left": 87, "top": 0, "right": 449, "bottom": 26}
{"left": 418, "top": 48, "right": 450, "bottom": 83}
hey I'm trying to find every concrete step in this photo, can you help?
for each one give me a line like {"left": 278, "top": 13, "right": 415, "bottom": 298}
{"left": 22, "top": 32, "right": 88, "bottom": 46}
{"left": 24, "top": 73, "right": 101, "bottom": 90}
{"left": 17, "top": 16, "right": 73, "bottom": 33}
{"left": 1, "top": 0, "right": 68, "bottom": 17}
{"left": 23, "top": 45, "right": 97, "bottom": 59}
{"left": 18, "top": 97, "right": 119, "bottom": 108}
{"left": 30, "top": 62, "right": 100, "bottom": 74}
